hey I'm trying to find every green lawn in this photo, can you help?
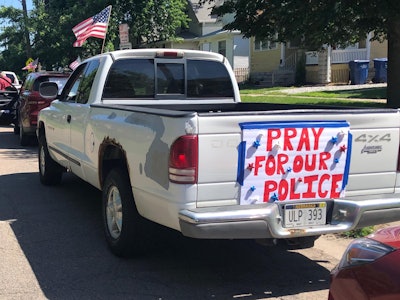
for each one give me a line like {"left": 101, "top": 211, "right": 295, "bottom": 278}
{"left": 239, "top": 85, "right": 387, "bottom": 108}
{"left": 239, "top": 84, "right": 387, "bottom": 237}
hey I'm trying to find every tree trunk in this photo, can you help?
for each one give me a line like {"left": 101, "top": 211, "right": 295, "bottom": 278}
{"left": 386, "top": 19, "right": 400, "bottom": 108}
{"left": 21, "top": 0, "right": 32, "bottom": 58}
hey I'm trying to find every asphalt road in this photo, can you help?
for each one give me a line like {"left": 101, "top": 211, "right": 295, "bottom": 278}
{"left": 0, "top": 125, "right": 350, "bottom": 300}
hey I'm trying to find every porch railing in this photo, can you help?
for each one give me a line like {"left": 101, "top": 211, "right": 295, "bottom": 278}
{"left": 331, "top": 49, "right": 368, "bottom": 63}
{"left": 306, "top": 49, "right": 368, "bottom": 65}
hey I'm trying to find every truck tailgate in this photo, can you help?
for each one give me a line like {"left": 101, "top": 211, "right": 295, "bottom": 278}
{"left": 196, "top": 109, "right": 400, "bottom": 206}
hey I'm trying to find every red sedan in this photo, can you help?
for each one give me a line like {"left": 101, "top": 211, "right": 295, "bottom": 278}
{"left": 329, "top": 225, "right": 400, "bottom": 300}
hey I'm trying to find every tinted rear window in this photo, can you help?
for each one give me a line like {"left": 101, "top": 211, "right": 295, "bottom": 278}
{"left": 187, "top": 60, "right": 233, "bottom": 98}
{"left": 33, "top": 76, "right": 69, "bottom": 92}
{"left": 103, "top": 58, "right": 233, "bottom": 99}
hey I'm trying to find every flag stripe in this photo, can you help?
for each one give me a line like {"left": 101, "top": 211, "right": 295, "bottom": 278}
{"left": 22, "top": 58, "right": 39, "bottom": 71}
{"left": 72, "top": 6, "right": 110, "bottom": 47}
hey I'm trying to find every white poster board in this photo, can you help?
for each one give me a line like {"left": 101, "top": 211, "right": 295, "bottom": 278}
{"left": 238, "top": 121, "right": 352, "bottom": 205}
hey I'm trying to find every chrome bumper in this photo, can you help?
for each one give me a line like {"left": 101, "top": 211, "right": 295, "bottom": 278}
{"left": 178, "top": 196, "right": 400, "bottom": 239}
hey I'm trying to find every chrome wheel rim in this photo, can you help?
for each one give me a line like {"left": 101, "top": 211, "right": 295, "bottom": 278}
{"left": 106, "top": 186, "right": 123, "bottom": 239}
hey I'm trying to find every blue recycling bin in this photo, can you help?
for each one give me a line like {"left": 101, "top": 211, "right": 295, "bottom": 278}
{"left": 349, "top": 60, "right": 370, "bottom": 85}
{"left": 373, "top": 58, "right": 387, "bottom": 83}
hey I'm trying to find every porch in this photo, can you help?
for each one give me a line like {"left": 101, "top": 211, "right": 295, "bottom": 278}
{"left": 305, "top": 48, "right": 371, "bottom": 84}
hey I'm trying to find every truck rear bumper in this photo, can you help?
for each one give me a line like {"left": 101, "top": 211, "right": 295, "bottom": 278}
{"left": 178, "top": 195, "right": 400, "bottom": 239}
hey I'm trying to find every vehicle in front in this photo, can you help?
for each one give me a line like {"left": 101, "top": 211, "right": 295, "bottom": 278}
{"left": 328, "top": 225, "right": 400, "bottom": 300}
{"left": 17, "top": 71, "right": 70, "bottom": 145}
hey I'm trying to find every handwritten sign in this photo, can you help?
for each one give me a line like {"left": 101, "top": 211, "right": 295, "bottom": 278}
{"left": 238, "top": 121, "right": 351, "bottom": 204}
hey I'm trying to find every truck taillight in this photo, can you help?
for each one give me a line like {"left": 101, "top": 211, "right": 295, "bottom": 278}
{"left": 169, "top": 135, "right": 198, "bottom": 184}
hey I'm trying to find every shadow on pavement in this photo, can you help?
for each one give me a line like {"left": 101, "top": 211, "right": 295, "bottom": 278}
{"left": 0, "top": 172, "right": 331, "bottom": 299}
{"left": 0, "top": 125, "right": 331, "bottom": 299}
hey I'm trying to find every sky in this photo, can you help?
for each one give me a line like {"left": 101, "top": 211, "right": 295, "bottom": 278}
{"left": 0, "top": 0, "right": 33, "bottom": 10}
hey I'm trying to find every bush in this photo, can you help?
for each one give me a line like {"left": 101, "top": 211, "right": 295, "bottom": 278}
{"left": 341, "top": 226, "right": 375, "bottom": 238}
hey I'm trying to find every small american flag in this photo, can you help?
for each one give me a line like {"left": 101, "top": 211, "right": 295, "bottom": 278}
{"left": 69, "top": 56, "right": 81, "bottom": 70}
{"left": 22, "top": 58, "right": 39, "bottom": 71}
{"left": 72, "top": 6, "right": 111, "bottom": 47}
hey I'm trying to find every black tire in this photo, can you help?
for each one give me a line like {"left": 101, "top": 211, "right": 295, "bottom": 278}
{"left": 282, "top": 236, "right": 320, "bottom": 250}
{"left": 13, "top": 124, "right": 20, "bottom": 135}
{"left": 19, "top": 124, "right": 31, "bottom": 146}
{"left": 102, "top": 167, "right": 151, "bottom": 257}
{"left": 38, "top": 136, "right": 63, "bottom": 185}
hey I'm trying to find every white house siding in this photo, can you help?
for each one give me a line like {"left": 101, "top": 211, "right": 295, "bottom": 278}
{"left": 233, "top": 36, "right": 249, "bottom": 69}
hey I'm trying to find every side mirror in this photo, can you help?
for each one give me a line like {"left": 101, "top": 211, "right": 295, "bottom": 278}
{"left": 39, "top": 81, "right": 59, "bottom": 99}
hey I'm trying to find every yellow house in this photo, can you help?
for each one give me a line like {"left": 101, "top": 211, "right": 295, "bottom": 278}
{"left": 249, "top": 33, "right": 388, "bottom": 86}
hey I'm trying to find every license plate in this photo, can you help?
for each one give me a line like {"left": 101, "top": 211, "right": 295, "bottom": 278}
{"left": 284, "top": 202, "right": 327, "bottom": 228}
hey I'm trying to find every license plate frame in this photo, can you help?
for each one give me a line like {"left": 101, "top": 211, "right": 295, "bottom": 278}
{"left": 283, "top": 202, "right": 327, "bottom": 228}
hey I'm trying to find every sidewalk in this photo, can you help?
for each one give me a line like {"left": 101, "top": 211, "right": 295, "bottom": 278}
{"left": 281, "top": 82, "right": 387, "bottom": 95}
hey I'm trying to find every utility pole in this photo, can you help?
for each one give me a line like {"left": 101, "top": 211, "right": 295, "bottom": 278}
{"left": 21, "top": 0, "right": 32, "bottom": 58}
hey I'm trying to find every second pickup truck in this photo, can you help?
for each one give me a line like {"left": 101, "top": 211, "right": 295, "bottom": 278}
{"left": 37, "top": 49, "right": 400, "bottom": 257}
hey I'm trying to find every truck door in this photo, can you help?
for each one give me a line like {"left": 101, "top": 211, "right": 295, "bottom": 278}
{"left": 55, "top": 60, "right": 100, "bottom": 178}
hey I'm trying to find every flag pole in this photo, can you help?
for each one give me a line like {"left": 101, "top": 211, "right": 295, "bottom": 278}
{"left": 100, "top": 5, "right": 112, "bottom": 54}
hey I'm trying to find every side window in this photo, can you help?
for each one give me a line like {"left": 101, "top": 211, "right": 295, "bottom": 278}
{"left": 103, "top": 59, "right": 154, "bottom": 99}
{"left": 61, "top": 65, "right": 85, "bottom": 103}
{"left": 61, "top": 60, "right": 99, "bottom": 104}
{"left": 22, "top": 75, "right": 34, "bottom": 91}
{"left": 76, "top": 60, "right": 99, "bottom": 104}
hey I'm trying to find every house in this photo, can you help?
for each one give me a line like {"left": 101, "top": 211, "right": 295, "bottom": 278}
{"left": 158, "top": 0, "right": 250, "bottom": 83}
{"left": 249, "top": 33, "right": 388, "bottom": 86}
{"left": 305, "top": 34, "right": 387, "bottom": 84}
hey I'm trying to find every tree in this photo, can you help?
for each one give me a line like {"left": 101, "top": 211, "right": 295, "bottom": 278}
{"left": 0, "top": 5, "right": 30, "bottom": 77}
{"left": 207, "top": 0, "right": 400, "bottom": 108}
{"left": 0, "top": 0, "right": 189, "bottom": 75}
{"left": 113, "top": 0, "right": 190, "bottom": 47}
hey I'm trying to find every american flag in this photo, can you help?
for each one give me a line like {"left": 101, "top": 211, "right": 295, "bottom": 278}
{"left": 22, "top": 58, "right": 39, "bottom": 71}
{"left": 72, "top": 6, "right": 111, "bottom": 47}
{"left": 69, "top": 56, "right": 81, "bottom": 70}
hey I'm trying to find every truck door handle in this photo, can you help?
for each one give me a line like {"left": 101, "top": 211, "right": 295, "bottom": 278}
{"left": 67, "top": 115, "right": 71, "bottom": 123}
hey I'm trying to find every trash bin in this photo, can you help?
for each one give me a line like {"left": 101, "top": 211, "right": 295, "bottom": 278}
{"left": 349, "top": 60, "right": 370, "bottom": 85}
{"left": 373, "top": 58, "right": 387, "bottom": 83}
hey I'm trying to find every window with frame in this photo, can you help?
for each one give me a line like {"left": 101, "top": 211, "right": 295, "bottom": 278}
{"left": 187, "top": 60, "right": 233, "bottom": 98}
{"left": 61, "top": 60, "right": 100, "bottom": 104}
{"left": 103, "top": 59, "right": 155, "bottom": 98}
{"left": 218, "top": 40, "right": 226, "bottom": 57}
{"left": 254, "top": 38, "right": 277, "bottom": 51}
{"left": 101, "top": 58, "right": 234, "bottom": 99}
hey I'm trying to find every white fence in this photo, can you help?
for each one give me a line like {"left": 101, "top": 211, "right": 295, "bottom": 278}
{"left": 306, "top": 49, "right": 368, "bottom": 65}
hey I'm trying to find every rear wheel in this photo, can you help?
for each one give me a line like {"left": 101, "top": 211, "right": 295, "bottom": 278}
{"left": 19, "top": 123, "right": 31, "bottom": 146}
{"left": 102, "top": 167, "right": 151, "bottom": 257}
{"left": 38, "top": 136, "right": 63, "bottom": 185}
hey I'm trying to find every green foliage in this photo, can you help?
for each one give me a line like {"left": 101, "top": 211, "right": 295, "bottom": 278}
{"left": 341, "top": 226, "right": 375, "bottom": 238}
{"left": 207, "top": 0, "right": 400, "bottom": 107}
{"left": 0, "top": 0, "right": 189, "bottom": 73}
{"left": 209, "top": 0, "right": 396, "bottom": 48}
{"left": 113, "top": 0, "right": 189, "bottom": 47}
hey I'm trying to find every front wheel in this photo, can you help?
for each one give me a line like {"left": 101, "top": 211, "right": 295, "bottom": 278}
{"left": 102, "top": 167, "right": 151, "bottom": 257}
{"left": 38, "top": 136, "right": 63, "bottom": 185}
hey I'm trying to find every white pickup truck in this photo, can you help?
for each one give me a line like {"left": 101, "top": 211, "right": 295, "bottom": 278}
{"left": 37, "top": 49, "right": 400, "bottom": 257}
